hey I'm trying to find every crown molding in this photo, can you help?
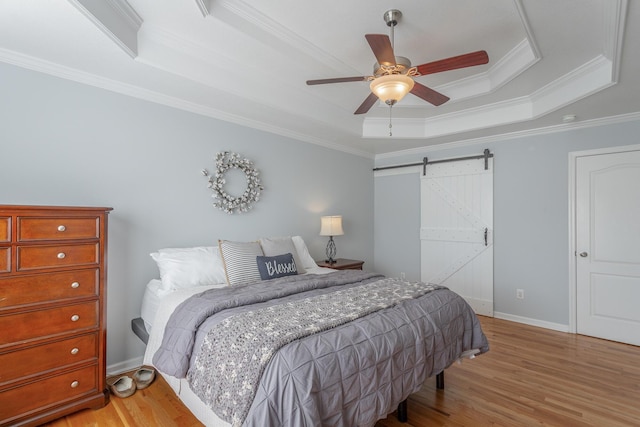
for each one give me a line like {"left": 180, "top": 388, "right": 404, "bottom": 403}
{"left": 530, "top": 55, "right": 614, "bottom": 115}
{"left": 375, "top": 111, "right": 640, "bottom": 163}
{"left": 195, "top": 0, "right": 209, "bottom": 17}
{"left": 0, "top": 46, "right": 372, "bottom": 159}
{"left": 1, "top": 0, "right": 630, "bottom": 161}
{"left": 396, "top": 38, "right": 539, "bottom": 109}
{"left": 366, "top": 0, "right": 626, "bottom": 139}
{"left": 363, "top": 54, "right": 614, "bottom": 139}
{"left": 67, "top": 0, "right": 142, "bottom": 58}
{"left": 513, "top": 0, "right": 541, "bottom": 59}
{"left": 604, "top": 0, "right": 628, "bottom": 81}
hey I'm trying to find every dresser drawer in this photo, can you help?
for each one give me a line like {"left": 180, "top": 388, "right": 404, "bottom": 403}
{"left": 0, "top": 333, "right": 97, "bottom": 385}
{"left": 0, "top": 301, "right": 98, "bottom": 346}
{"left": 0, "top": 364, "right": 97, "bottom": 423}
{"left": 0, "top": 269, "right": 98, "bottom": 309}
{"left": 0, "top": 247, "right": 8, "bottom": 273}
{"left": 0, "top": 217, "right": 9, "bottom": 242}
{"left": 17, "top": 217, "right": 99, "bottom": 241}
{"left": 17, "top": 243, "right": 99, "bottom": 271}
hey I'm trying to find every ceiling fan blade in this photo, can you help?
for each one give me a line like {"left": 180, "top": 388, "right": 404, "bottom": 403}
{"left": 416, "top": 50, "right": 489, "bottom": 76}
{"left": 411, "top": 82, "right": 450, "bottom": 106}
{"left": 306, "top": 76, "right": 368, "bottom": 85}
{"left": 354, "top": 92, "right": 379, "bottom": 115}
{"left": 365, "top": 34, "right": 396, "bottom": 67}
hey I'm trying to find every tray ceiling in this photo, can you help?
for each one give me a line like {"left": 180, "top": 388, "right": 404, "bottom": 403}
{"left": 0, "top": 0, "right": 638, "bottom": 157}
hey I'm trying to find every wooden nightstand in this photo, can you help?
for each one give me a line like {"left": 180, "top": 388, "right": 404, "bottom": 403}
{"left": 316, "top": 258, "right": 364, "bottom": 270}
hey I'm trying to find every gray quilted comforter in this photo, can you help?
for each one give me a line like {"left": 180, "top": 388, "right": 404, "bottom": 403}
{"left": 153, "top": 270, "right": 489, "bottom": 427}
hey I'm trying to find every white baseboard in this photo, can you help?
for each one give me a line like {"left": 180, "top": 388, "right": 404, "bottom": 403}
{"left": 469, "top": 298, "right": 494, "bottom": 317}
{"left": 494, "top": 312, "right": 570, "bottom": 333}
{"left": 107, "top": 356, "right": 144, "bottom": 376}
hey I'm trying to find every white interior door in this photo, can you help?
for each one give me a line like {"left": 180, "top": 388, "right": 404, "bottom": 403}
{"left": 420, "top": 159, "right": 493, "bottom": 316}
{"left": 576, "top": 150, "right": 640, "bottom": 346}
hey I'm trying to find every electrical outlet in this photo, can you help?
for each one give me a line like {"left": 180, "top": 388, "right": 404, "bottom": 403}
{"left": 400, "top": 272, "right": 406, "bottom": 280}
{"left": 516, "top": 289, "right": 524, "bottom": 299}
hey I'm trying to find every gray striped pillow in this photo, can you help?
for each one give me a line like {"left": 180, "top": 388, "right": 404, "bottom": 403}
{"left": 218, "top": 240, "right": 264, "bottom": 285}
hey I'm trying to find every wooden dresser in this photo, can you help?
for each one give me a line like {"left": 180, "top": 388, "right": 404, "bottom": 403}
{"left": 0, "top": 205, "right": 112, "bottom": 426}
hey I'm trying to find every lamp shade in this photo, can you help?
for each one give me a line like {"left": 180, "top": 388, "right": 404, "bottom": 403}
{"left": 369, "top": 74, "right": 415, "bottom": 105}
{"left": 319, "top": 215, "right": 344, "bottom": 236}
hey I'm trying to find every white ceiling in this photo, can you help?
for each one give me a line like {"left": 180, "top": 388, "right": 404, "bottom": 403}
{"left": 1, "top": 0, "right": 638, "bottom": 158}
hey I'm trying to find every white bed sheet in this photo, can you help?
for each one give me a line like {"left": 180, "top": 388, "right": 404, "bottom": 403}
{"left": 140, "top": 279, "right": 163, "bottom": 333}
{"left": 142, "top": 266, "right": 336, "bottom": 427}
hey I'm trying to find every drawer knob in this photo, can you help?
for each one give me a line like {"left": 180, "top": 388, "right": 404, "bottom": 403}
{"left": 71, "top": 314, "right": 80, "bottom": 322}
{"left": 71, "top": 347, "right": 79, "bottom": 355}
{"left": 58, "top": 225, "right": 66, "bottom": 232}
{"left": 71, "top": 281, "right": 80, "bottom": 289}
{"left": 70, "top": 380, "right": 79, "bottom": 388}
{"left": 57, "top": 252, "right": 66, "bottom": 259}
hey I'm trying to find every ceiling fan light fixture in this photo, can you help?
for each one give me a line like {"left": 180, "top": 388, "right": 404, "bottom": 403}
{"left": 370, "top": 74, "right": 415, "bottom": 105}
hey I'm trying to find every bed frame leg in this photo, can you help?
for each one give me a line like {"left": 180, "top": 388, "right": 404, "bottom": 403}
{"left": 436, "top": 371, "right": 445, "bottom": 390}
{"left": 396, "top": 372, "right": 443, "bottom": 423}
{"left": 397, "top": 399, "right": 408, "bottom": 422}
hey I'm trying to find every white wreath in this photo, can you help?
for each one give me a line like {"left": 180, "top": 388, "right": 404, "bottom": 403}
{"left": 202, "top": 151, "right": 263, "bottom": 214}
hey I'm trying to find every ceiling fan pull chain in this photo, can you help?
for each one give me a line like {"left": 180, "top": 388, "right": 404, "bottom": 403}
{"left": 389, "top": 104, "right": 393, "bottom": 136}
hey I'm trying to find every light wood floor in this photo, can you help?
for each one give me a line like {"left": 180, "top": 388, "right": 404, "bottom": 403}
{"left": 44, "top": 316, "right": 640, "bottom": 426}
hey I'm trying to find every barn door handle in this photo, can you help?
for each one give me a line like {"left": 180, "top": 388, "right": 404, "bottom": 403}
{"left": 484, "top": 228, "right": 488, "bottom": 246}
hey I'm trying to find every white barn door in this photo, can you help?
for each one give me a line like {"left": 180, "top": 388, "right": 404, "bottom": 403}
{"left": 420, "top": 158, "right": 493, "bottom": 316}
{"left": 575, "top": 149, "right": 640, "bottom": 346}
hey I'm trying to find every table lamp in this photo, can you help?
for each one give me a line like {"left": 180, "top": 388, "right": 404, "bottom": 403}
{"left": 319, "top": 215, "right": 344, "bottom": 264}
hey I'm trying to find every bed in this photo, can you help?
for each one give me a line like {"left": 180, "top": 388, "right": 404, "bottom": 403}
{"left": 136, "top": 236, "right": 489, "bottom": 427}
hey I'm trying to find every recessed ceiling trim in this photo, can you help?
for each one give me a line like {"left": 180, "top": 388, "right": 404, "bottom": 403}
{"left": 602, "top": 0, "right": 628, "bottom": 81}
{"left": 512, "top": 0, "right": 541, "bottom": 59}
{"left": 531, "top": 55, "right": 613, "bottom": 116}
{"left": 485, "top": 38, "right": 540, "bottom": 91}
{"left": 67, "top": 0, "right": 142, "bottom": 58}
{"left": 375, "top": 111, "right": 640, "bottom": 164}
{"left": 195, "top": 0, "right": 209, "bottom": 17}
{"left": 367, "top": 97, "right": 533, "bottom": 139}
{"left": 363, "top": 55, "right": 615, "bottom": 139}
{"left": 396, "top": 38, "right": 539, "bottom": 108}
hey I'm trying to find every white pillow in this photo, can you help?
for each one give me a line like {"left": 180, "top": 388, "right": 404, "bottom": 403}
{"left": 259, "top": 237, "right": 306, "bottom": 274}
{"left": 150, "top": 246, "right": 227, "bottom": 292}
{"left": 292, "top": 236, "right": 318, "bottom": 270}
{"left": 218, "top": 240, "right": 264, "bottom": 285}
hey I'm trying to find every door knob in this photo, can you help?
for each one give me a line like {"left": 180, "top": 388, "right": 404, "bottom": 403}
{"left": 579, "top": 252, "right": 588, "bottom": 257}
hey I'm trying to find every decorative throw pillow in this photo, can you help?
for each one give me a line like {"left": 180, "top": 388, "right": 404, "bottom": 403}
{"left": 256, "top": 253, "right": 298, "bottom": 280}
{"left": 259, "top": 236, "right": 307, "bottom": 274}
{"left": 218, "top": 240, "right": 264, "bottom": 285}
{"left": 150, "top": 246, "right": 227, "bottom": 294}
{"left": 292, "top": 235, "right": 318, "bottom": 270}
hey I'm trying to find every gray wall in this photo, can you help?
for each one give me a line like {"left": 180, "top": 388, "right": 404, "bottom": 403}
{"left": 374, "top": 120, "right": 640, "bottom": 327}
{"left": 4, "top": 59, "right": 638, "bottom": 368}
{"left": 0, "top": 63, "right": 374, "bottom": 370}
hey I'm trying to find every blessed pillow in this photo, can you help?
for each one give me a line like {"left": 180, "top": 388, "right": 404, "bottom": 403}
{"left": 218, "top": 240, "right": 264, "bottom": 285}
{"left": 259, "top": 236, "right": 306, "bottom": 274}
{"left": 256, "top": 253, "right": 298, "bottom": 280}
{"left": 150, "top": 246, "right": 227, "bottom": 293}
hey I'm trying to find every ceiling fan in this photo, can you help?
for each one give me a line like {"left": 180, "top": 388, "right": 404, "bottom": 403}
{"left": 306, "top": 9, "right": 489, "bottom": 115}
